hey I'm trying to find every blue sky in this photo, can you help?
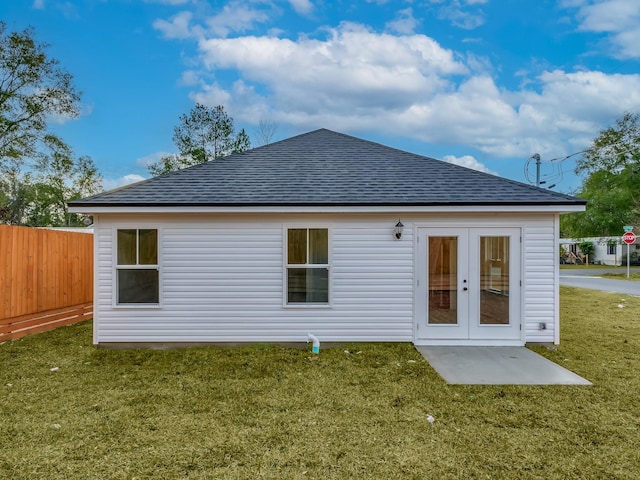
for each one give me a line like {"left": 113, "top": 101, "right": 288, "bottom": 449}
{"left": 2, "top": 0, "right": 640, "bottom": 193}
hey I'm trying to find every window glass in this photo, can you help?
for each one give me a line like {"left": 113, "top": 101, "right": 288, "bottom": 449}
{"left": 287, "top": 268, "right": 307, "bottom": 303}
{"left": 286, "top": 227, "right": 329, "bottom": 304}
{"left": 139, "top": 229, "right": 158, "bottom": 265}
{"left": 287, "top": 229, "right": 307, "bottom": 264}
{"left": 287, "top": 268, "right": 328, "bottom": 303}
{"left": 305, "top": 268, "right": 329, "bottom": 303}
{"left": 116, "top": 228, "right": 159, "bottom": 305}
{"left": 309, "top": 228, "right": 328, "bottom": 264}
{"left": 118, "top": 269, "right": 159, "bottom": 304}
{"left": 117, "top": 229, "right": 137, "bottom": 265}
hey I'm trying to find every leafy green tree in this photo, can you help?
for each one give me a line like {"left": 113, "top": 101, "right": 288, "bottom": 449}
{"left": 0, "top": 135, "right": 102, "bottom": 226}
{"left": 0, "top": 161, "right": 32, "bottom": 224}
{"left": 578, "top": 241, "right": 595, "bottom": 265}
{"left": 0, "top": 21, "right": 81, "bottom": 170}
{"left": 0, "top": 21, "right": 93, "bottom": 226}
{"left": 148, "top": 104, "right": 251, "bottom": 176}
{"left": 28, "top": 136, "right": 102, "bottom": 226}
{"left": 561, "top": 112, "right": 640, "bottom": 237}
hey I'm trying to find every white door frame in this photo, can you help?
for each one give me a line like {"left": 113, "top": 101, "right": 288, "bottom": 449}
{"left": 414, "top": 226, "right": 524, "bottom": 346}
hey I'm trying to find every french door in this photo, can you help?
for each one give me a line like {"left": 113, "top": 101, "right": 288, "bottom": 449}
{"left": 415, "top": 228, "right": 521, "bottom": 343}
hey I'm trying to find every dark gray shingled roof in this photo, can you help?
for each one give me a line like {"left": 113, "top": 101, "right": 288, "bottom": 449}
{"left": 70, "top": 129, "right": 586, "bottom": 208}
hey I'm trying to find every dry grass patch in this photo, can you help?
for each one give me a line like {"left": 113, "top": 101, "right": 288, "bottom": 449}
{"left": 1, "top": 287, "right": 640, "bottom": 479}
{"left": 601, "top": 272, "right": 640, "bottom": 281}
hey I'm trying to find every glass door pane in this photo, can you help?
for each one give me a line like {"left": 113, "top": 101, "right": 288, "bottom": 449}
{"left": 428, "top": 236, "right": 458, "bottom": 325}
{"left": 479, "top": 236, "right": 509, "bottom": 325}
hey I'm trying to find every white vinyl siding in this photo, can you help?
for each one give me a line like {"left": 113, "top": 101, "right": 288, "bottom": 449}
{"left": 93, "top": 214, "right": 414, "bottom": 344}
{"left": 91, "top": 212, "right": 560, "bottom": 345}
{"left": 522, "top": 220, "right": 557, "bottom": 343}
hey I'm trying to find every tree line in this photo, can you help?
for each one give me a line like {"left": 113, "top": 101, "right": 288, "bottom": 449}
{"left": 560, "top": 112, "right": 640, "bottom": 238}
{"left": 146, "top": 108, "right": 279, "bottom": 176}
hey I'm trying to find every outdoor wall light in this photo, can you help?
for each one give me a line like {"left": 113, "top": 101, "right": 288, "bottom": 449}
{"left": 394, "top": 220, "right": 404, "bottom": 240}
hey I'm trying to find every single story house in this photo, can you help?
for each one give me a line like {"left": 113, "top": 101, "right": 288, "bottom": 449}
{"left": 69, "top": 129, "right": 586, "bottom": 347}
{"left": 560, "top": 236, "right": 638, "bottom": 266}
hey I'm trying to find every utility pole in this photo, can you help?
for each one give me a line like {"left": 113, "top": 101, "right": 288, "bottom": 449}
{"left": 532, "top": 153, "right": 541, "bottom": 187}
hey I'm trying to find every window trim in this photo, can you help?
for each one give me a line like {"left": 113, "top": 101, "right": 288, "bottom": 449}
{"left": 283, "top": 225, "right": 332, "bottom": 308}
{"left": 113, "top": 227, "right": 162, "bottom": 308}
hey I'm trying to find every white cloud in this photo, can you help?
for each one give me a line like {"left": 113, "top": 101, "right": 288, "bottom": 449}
{"left": 134, "top": 151, "right": 175, "bottom": 169}
{"left": 443, "top": 154, "right": 496, "bottom": 175}
{"left": 155, "top": 8, "right": 640, "bottom": 165}
{"left": 46, "top": 100, "right": 93, "bottom": 125}
{"left": 145, "top": 0, "right": 192, "bottom": 4}
{"left": 193, "top": 22, "right": 640, "bottom": 161}
{"left": 205, "top": 2, "right": 271, "bottom": 37}
{"left": 435, "top": 0, "right": 486, "bottom": 30}
{"left": 198, "top": 23, "right": 467, "bottom": 114}
{"left": 288, "top": 0, "right": 313, "bottom": 15}
{"left": 576, "top": 0, "right": 637, "bottom": 32}
{"left": 520, "top": 70, "right": 640, "bottom": 155}
{"left": 102, "top": 174, "right": 147, "bottom": 191}
{"left": 32, "top": 0, "right": 45, "bottom": 9}
{"left": 189, "top": 82, "right": 233, "bottom": 108}
{"left": 154, "top": 2, "right": 272, "bottom": 39}
{"left": 559, "top": 0, "right": 586, "bottom": 7}
{"left": 574, "top": 0, "right": 640, "bottom": 59}
{"left": 179, "top": 70, "right": 201, "bottom": 86}
{"left": 153, "top": 11, "right": 196, "bottom": 39}
{"left": 385, "top": 8, "right": 420, "bottom": 35}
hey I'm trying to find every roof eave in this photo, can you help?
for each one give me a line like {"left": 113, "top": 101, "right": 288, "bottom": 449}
{"left": 69, "top": 202, "right": 587, "bottom": 215}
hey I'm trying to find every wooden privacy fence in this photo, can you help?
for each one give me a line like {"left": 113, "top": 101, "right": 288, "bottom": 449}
{"left": 0, "top": 225, "right": 93, "bottom": 341}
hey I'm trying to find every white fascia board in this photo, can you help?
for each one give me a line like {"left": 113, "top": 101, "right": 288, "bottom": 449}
{"left": 69, "top": 204, "right": 586, "bottom": 215}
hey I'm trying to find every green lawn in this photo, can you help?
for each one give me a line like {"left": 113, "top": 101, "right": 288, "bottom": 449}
{"left": 2, "top": 287, "right": 640, "bottom": 479}
{"left": 601, "top": 272, "right": 640, "bottom": 281}
{"left": 559, "top": 264, "right": 627, "bottom": 270}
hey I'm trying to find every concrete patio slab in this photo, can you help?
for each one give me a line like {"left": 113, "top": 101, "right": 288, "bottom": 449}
{"left": 415, "top": 346, "right": 592, "bottom": 385}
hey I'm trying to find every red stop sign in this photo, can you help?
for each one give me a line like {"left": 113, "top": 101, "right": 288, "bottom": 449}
{"left": 623, "top": 231, "right": 636, "bottom": 244}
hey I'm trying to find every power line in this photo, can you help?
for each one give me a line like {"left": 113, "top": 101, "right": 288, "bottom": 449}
{"left": 525, "top": 109, "right": 640, "bottom": 188}
{"left": 548, "top": 149, "right": 589, "bottom": 163}
{"left": 526, "top": 139, "right": 640, "bottom": 188}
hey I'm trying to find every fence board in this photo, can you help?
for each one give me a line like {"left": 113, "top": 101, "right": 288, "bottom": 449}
{"left": 0, "top": 226, "right": 9, "bottom": 317}
{"left": 0, "top": 302, "right": 93, "bottom": 341}
{"left": 0, "top": 226, "right": 93, "bottom": 339}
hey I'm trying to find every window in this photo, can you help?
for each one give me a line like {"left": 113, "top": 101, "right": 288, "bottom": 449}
{"left": 116, "top": 229, "right": 159, "bottom": 304}
{"left": 607, "top": 243, "right": 617, "bottom": 255}
{"left": 286, "top": 228, "right": 329, "bottom": 304}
